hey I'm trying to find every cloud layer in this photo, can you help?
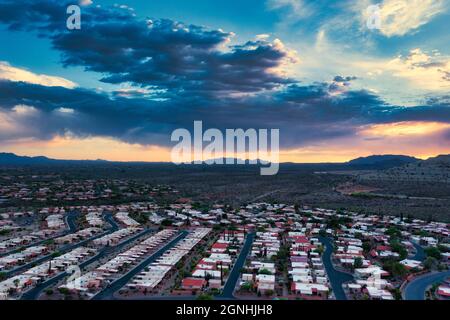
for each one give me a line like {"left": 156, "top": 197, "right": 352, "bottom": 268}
{"left": 0, "top": 0, "right": 449, "bottom": 161}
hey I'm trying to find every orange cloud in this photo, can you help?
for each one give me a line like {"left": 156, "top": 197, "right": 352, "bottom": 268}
{"left": 1, "top": 121, "right": 450, "bottom": 164}
{"left": 360, "top": 121, "right": 450, "bottom": 137}
{"left": 1, "top": 136, "right": 172, "bottom": 162}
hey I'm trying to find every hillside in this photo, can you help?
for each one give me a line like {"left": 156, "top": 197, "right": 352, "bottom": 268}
{"left": 0, "top": 152, "right": 421, "bottom": 169}
{"left": 348, "top": 155, "right": 418, "bottom": 166}
{"left": 358, "top": 155, "right": 450, "bottom": 183}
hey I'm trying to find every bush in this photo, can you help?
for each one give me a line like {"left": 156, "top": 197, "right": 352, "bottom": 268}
{"left": 259, "top": 268, "right": 272, "bottom": 275}
{"left": 423, "top": 257, "right": 438, "bottom": 270}
{"left": 383, "top": 260, "right": 407, "bottom": 278}
{"left": 425, "top": 247, "right": 442, "bottom": 260}
{"left": 353, "top": 257, "right": 363, "bottom": 269}
{"left": 264, "top": 289, "right": 274, "bottom": 297}
{"left": 58, "top": 287, "right": 70, "bottom": 295}
{"left": 161, "top": 219, "right": 173, "bottom": 226}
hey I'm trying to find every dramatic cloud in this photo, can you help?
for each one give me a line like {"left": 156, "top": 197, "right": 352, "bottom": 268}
{"left": 1, "top": 79, "right": 449, "bottom": 151}
{"left": 0, "top": 0, "right": 449, "bottom": 161}
{"left": 0, "top": 0, "right": 298, "bottom": 96}
{"left": 0, "top": 62, "right": 76, "bottom": 88}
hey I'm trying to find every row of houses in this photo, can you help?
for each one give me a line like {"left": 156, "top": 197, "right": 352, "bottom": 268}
{"left": 54, "top": 227, "right": 103, "bottom": 245}
{"left": 92, "top": 227, "right": 142, "bottom": 246}
{"left": 0, "top": 246, "right": 48, "bottom": 270}
{"left": 59, "top": 229, "right": 178, "bottom": 293}
{"left": 332, "top": 231, "right": 395, "bottom": 300}
{"left": 127, "top": 228, "right": 211, "bottom": 293}
{"left": 0, "top": 229, "right": 59, "bottom": 252}
{"left": 0, "top": 247, "right": 96, "bottom": 299}
{"left": 287, "top": 233, "right": 330, "bottom": 299}
{"left": 115, "top": 212, "right": 140, "bottom": 227}
{"left": 181, "top": 230, "right": 245, "bottom": 292}
{"left": 46, "top": 214, "right": 65, "bottom": 229}
{"left": 347, "top": 265, "right": 393, "bottom": 300}
{"left": 240, "top": 230, "right": 281, "bottom": 296}
{"left": 85, "top": 211, "right": 104, "bottom": 227}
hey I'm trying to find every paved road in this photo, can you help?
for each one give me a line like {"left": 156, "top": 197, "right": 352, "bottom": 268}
{"left": 403, "top": 270, "right": 450, "bottom": 300}
{"left": 410, "top": 242, "right": 426, "bottom": 262}
{"left": 319, "top": 236, "right": 354, "bottom": 300}
{"left": 220, "top": 232, "right": 255, "bottom": 299}
{"left": 92, "top": 230, "right": 189, "bottom": 300}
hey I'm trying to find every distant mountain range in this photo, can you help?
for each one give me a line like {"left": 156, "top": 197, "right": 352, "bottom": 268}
{"left": 0, "top": 153, "right": 110, "bottom": 165}
{"left": 0, "top": 152, "right": 422, "bottom": 169}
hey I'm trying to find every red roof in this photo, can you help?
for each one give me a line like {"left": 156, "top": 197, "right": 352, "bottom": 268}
{"left": 292, "top": 236, "right": 309, "bottom": 243}
{"left": 212, "top": 243, "right": 228, "bottom": 249}
{"left": 182, "top": 278, "right": 207, "bottom": 288}
{"left": 198, "top": 259, "right": 216, "bottom": 265}
{"left": 437, "top": 287, "right": 450, "bottom": 297}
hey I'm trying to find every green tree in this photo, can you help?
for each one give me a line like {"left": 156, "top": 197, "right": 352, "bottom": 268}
{"left": 161, "top": 219, "right": 173, "bottom": 227}
{"left": 259, "top": 268, "right": 272, "bottom": 275}
{"left": 197, "top": 293, "right": 213, "bottom": 300}
{"left": 423, "top": 257, "right": 438, "bottom": 270}
{"left": 383, "top": 260, "right": 407, "bottom": 278}
{"left": 390, "top": 241, "right": 408, "bottom": 260}
{"left": 362, "top": 241, "right": 372, "bottom": 253}
{"left": 425, "top": 247, "right": 442, "bottom": 260}
{"left": 353, "top": 257, "right": 364, "bottom": 269}
{"left": 385, "top": 227, "right": 401, "bottom": 239}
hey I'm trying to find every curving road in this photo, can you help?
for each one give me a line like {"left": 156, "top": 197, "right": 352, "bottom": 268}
{"left": 319, "top": 236, "right": 354, "bottom": 300}
{"left": 410, "top": 242, "right": 426, "bottom": 262}
{"left": 403, "top": 270, "right": 450, "bottom": 300}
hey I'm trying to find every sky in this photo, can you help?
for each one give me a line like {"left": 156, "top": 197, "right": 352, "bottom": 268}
{"left": 0, "top": 0, "right": 449, "bottom": 163}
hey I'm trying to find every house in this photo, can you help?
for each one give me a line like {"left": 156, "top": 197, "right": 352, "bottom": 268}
{"left": 181, "top": 278, "right": 206, "bottom": 291}
{"left": 400, "top": 259, "right": 422, "bottom": 270}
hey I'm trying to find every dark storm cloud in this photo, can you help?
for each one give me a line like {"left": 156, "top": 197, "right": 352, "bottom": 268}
{"left": 1, "top": 1, "right": 449, "bottom": 149}
{"left": 0, "top": 0, "right": 295, "bottom": 94}
{"left": 1, "top": 80, "right": 450, "bottom": 148}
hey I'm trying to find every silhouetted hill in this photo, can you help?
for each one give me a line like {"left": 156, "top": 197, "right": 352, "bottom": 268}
{"left": 0, "top": 152, "right": 432, "bottom": 172}
{"left": 358, "top": 154, "right": 450, "bottom": 183}
{"left": 0, "top": 153, "right": 54, "bottom": 165}
{"left": 0, "top": 153, "right": 109, "bottom": 165}
{"left": 348, "top": 155, "right": 419, "bottom": 166}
